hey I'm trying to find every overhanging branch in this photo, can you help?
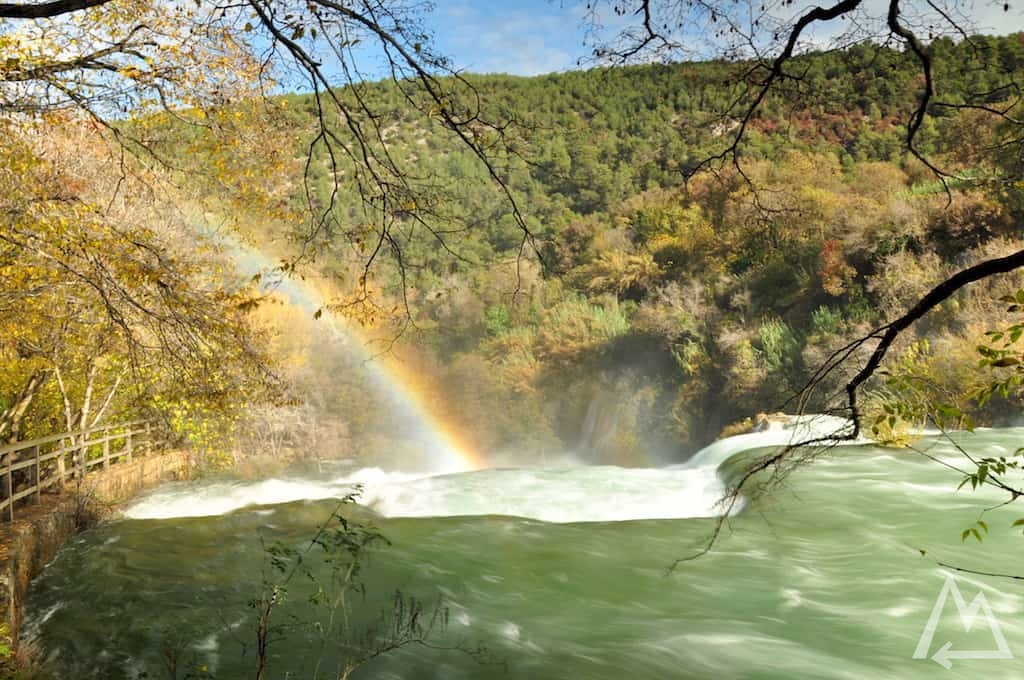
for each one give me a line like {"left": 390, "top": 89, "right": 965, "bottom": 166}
{"left": 0, "top": 0, "right": 111, "bottom": 19}
{"left": 845, "top": 247, "right": 1024, "bottom": 436}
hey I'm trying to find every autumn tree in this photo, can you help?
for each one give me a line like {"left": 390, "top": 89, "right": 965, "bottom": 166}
{"left": 0, "top": 115, "right": 276, "bottom": 454}
{"left": 1, "top": 0, "right": 542, "bottom": 281}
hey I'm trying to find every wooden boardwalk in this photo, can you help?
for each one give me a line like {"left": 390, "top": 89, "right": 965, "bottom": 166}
{"left": 0, "top": 421, "right": 164, "bottom": 521}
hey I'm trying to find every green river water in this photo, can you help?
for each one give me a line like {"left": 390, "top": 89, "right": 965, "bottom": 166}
{"left": 22, "top": 425, "right": 1024, "bottom": 679}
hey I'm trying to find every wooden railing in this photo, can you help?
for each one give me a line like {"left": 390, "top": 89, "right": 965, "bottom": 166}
{"left": 0, "top": 420, "right": 164, "bottom": 521}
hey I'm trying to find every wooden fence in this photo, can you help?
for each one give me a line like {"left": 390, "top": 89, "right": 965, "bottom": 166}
{"left": 0, "top": 420, "right": 164, "bottom": 521}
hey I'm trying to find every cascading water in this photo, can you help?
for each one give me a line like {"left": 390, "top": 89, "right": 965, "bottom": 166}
{"left": 24, "top": 426, "right": 1024, "bottom": 679}
{"left": 576, "top": 392, "right": 624, "bottom": 464}
{"left": 680, "top": 412, "right": 859, "bottom": 469}
{"left": 120, "top": 413, "right": 853, "bottom": 523}
{"left": 122, "top": 464, "right": 730, "bottom": 522}
{"left": 126, "top": 408, "right": 848, "bottom": 523}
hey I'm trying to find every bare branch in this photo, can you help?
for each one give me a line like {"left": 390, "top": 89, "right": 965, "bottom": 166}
{"left": 686, "top": 0, "right": 864, "bottom": 177}
{"left": 845, "top": 248, "right": 1024, "bottom": 437}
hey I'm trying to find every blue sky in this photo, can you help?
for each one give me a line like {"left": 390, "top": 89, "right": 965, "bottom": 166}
{"left": 424, "top": 0, "right": 597, "bottom": 76}
{"left": 411, "top": 0, "right": 1024, "bottom": 77}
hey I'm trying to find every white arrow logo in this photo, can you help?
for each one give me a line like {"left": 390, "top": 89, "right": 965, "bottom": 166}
{"left": 913, "top": 574, "right": 1013, "bottom": 669}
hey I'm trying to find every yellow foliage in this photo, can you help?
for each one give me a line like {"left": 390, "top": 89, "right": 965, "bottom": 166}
{"left": 0, "top": 118, "right": 277, "bottom": 440}
{"left": 576, "top": 250, "right": 662, "bottom": 298}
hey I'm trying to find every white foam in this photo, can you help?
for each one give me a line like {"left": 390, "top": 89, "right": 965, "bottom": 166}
{"left": 124, "top": 478, "right": 356, "bottom": 519}
{"left": 499, "top": 621, "right": 521, "bottom": 641}
{"left": 124, "top": 463, "right": 735, "bottom": 522}
{"left": 356, "top": 465, "right": 734, "bottom": 522}
{"left": 683, "top": 414, "right": 860, "bottom": 469}
{"left": 125, "top": 415, "right": 859, "bottom": 523}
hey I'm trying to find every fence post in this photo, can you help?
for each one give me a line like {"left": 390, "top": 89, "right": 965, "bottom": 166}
{"left": 34, "top": 445, "right": 41, "bottom": 504}
{"left": 76, "top": 430, "right": 84, "bottom": 479}
{"left": 56, "top": 438, "right": 65, "bottom": 485}
{"left": 6, "top": 456, "right": 13, "bottom": 522}
{"left": 0, "top": 420, "right": 156, "bottom": 523}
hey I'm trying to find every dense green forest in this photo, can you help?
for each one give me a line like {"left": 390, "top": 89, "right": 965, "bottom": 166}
{"left": 176, "top": 33, "right": 1024, "bottom": 466}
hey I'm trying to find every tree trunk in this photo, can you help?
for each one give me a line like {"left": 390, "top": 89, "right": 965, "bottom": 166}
{"left": 0, "top": 368, "right": 51, "bottom": 443}
{"left": 0, "top": 368, "right": 51, "bottom": 504}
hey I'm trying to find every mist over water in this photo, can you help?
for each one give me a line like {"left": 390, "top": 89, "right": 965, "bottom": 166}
{"left": 25, "top": 427, "right": 1024, "bottom": 679}
{"left": 214, "top": 231, "right": 477, "bottom": 473}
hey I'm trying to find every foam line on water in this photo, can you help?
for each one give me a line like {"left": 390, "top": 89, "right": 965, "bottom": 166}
{"left": 123, "top": 478, "right": 362, "bottom": 519}
{"left": 355, "top": 465, "right": 735, "bottom": 522}
{"left": 124, "top": 464, "right": 734, "bottom": 522}
{"left": 125, "top": 414, "right": 864, "bottom": 523}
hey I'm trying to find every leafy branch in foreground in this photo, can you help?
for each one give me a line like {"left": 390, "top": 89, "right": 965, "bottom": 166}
{"left": 672, "top": 279, "right": 1024, "bottom": 571}
{"left": 235, "top": 489, "right": 495, "bottom": 680}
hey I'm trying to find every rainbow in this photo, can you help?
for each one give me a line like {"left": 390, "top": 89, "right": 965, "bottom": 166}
{"left": 365, "top": 355, "right": 485, "bottom": 473}
{"left": 227, "top": 239, "right": 483, "bottom": 473}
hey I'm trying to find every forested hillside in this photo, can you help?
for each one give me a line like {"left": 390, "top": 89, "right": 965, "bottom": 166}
{"left": 41, "top": 33, "right": 1022, "bottom": 466}
{"left": 183, "top": 33, "right": 1021, "bottom": 466}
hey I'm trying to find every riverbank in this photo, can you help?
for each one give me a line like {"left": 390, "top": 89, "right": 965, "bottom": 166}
{"left": 0, "top": 450, "right": 192, "bottom": 674}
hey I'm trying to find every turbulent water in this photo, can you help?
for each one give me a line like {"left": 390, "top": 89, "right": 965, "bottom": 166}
{"left": 23, "top": 426, "right": 1024, "bottom": 679}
